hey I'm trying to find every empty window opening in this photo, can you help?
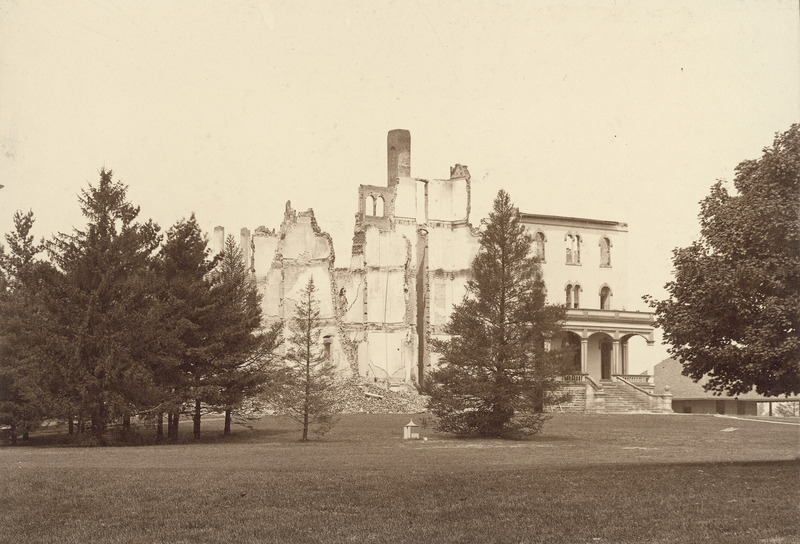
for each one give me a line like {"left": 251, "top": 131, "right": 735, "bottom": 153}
{"left": 375, "top": 196, "right": 385, "bottom": 217}
{"left": 565, "top": 233, "right": 581, "bottom": 264}
{"left": 366, "top": 195, "right": 375, "bottom": 216}
{"left": 600, "top": 286, "right": 612, "bottom": 310}
{"left": 323, "top": 335, "right": 333, "bottom": 360}
{"left": 534, "top": 231, "right": 546, "bottom": 261}
{"left": 600, "top": 236, "right": 611, "bottom": 266}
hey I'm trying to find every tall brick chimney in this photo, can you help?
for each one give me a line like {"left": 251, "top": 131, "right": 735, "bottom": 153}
{"left": 387, "top": 129, "right": 411, "bottom": 186}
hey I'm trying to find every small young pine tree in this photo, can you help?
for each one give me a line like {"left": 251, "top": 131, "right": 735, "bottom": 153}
{"left": 277, "top": 277, "right": 341, "bottom": 441}
{"left": 425, "top": 190, "right": 570, "bottom": 438}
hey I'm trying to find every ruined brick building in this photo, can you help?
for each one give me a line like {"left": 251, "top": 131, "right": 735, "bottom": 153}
{"left": 212, "top": 130, "right": 671, "bottom": 412}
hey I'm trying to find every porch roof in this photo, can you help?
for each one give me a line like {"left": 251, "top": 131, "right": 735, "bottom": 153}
{"left": 563, "top": 308, "right": 654, "bottom": 343}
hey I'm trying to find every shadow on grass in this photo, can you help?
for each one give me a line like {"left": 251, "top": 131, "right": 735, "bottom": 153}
{"left": 7, "top": 420, "right": 298, "bottom": 448}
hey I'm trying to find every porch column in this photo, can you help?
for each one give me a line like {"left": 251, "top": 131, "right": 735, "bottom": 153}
{"left": 580, "top": 339, "right": 588, "bottom": 374}
{"left": 621, "top": 341, "right": 629, "bottom": 375}
{"left": 612, "top": 340, "right": 621, "bottom": 375}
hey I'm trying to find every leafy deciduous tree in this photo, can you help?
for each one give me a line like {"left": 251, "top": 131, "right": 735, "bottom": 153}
{"left": 647, "top": 124, "right": 800, "bottom": 396}
{"left": 425, "top": 190, "right": 569, "bottom": 438}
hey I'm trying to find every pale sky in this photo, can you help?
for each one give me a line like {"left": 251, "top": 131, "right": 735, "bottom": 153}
{"left": 1, "top": 0, "right": 798, "bottom": 371}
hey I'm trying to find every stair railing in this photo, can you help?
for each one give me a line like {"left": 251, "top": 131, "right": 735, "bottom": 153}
{"left": 614, "top": 375, "right": 672, "bottom": 412}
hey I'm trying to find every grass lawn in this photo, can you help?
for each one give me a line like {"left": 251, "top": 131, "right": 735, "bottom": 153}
{"left": 1, "top": 413, "right": 798, "bottom": 543}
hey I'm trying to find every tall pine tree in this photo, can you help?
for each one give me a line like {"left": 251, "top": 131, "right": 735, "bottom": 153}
{"left": 0, "top": 211, "right": 51, "bottom": 444}
{"left": 209, "top": 236, "right": 281, "bottom": 436}
{"left": 156, "top": 214, "right": 218, "bottom": 440}
{"left": 425, "top": 190, "right": 569, "bottom": 438}
{"left": 48, "top": 169, "right": 163, "bottom": 439}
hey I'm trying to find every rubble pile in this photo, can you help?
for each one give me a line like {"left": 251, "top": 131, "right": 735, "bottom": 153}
{"left": 333, "top": 378, "right": 429, "bottom": 414}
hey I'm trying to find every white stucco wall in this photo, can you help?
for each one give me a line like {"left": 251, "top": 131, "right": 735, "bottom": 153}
{"left": 522, "top": 219, "right": 632, "bottom": 310}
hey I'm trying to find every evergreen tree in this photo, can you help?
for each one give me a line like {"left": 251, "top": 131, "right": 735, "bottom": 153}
{"left": 425, "top": 190, "right": 569, "bottom": 438}
{"left": 275, "top": 277, "right": 341, "bottom": 441}
{"left": 647, "top": 124, "right": 800, "bottom": 396}
{"left": 209, "top": 236, "right": 281, "bottom": 436}
{"left": 0, "top": 211, "right": 50, "bottom": 444}
{"left": 161, "top": 230, "right": 279, "bottom": 440}
{"left": 48, "top": 169, "right": 163, "bottom": 439}
{"left": 156, "top": 214, "right": 219, "bottom": 440}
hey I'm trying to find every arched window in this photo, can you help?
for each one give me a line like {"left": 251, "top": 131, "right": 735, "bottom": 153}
{"left": 565, "top": 234, "right": 573, "bottom": 263}
{"left": 599, "top": 236, "right": 611, "bottom": 267}
{"left": 375, "top": 196, "right": 384, "bottom": 217}
{"left": 565, "top": 283, "right": 581, "bottom": 308}
{"left": 600, "top": 285, "right": 612, "bottom": 310}
{"left": 366, "top": 195, "right": 375, "bottom": 216}
{"left": 534, "top": 231, "right": 546, "bottom": 261}
{"left": 565, "top": 233, "right": 581, "bottom": 264}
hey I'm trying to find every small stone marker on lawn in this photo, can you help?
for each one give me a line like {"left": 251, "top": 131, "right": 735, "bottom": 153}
{"left": 403, "top": 419, "right": 420, "bottom": 440}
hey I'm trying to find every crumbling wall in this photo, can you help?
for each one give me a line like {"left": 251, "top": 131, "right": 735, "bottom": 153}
{"left": 221, "top": 131, "right": 479, "bottom": 387}
{"left": 242, "top": 201, "right": 357, "bottom": 376}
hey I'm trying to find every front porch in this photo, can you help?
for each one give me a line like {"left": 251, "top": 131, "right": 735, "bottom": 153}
{"left": 554, "top": 308, "right": 656, "bottom": 380}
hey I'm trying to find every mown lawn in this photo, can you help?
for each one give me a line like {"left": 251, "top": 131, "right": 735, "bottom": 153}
{"left": 1, "top": 413, "right": 798, "bottom": 543}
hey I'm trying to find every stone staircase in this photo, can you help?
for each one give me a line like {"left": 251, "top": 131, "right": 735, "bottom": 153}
{"left": 600, "top": 381, "right": 653, "bottom": 413}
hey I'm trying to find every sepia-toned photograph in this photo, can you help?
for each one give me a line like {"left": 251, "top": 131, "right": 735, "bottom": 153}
{"left": 1, "top": 1, "right": 798, "bottom": 542}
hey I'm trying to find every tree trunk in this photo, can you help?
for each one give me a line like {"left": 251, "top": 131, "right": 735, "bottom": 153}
{"left": 91, "top": 401, "right": 107, "bottom": 438}
{"left": 224, "top": 408, "right": 232, "bottom": 436}
{"left": 68, "top": 411, "right": 74, "bottom": 435}
{"left": 303, "top": 331, "right": 311, "bottom": 441}
{"left": 22, "top": 428, "right": 29, "bottom": 441}
{"left": 156, "top": 412, "right": 164, "bottom": 442}
{"left": 193, "top": 399, "right": 201, "bottom": 440}
{"left": 10, "top": 423, "right": 16, "bottom": 446}
{"left": 122, "top": 413, "right": 131, "bottom": 432}
{"left": 168, "top": 410, "right": 180, "bottom": 440}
